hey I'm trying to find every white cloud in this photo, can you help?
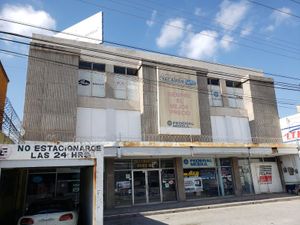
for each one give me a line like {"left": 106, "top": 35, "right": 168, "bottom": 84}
{"left": 180, "top": 30, "right": 219, "bottom": 60}
{"left": 215, "top": 0, "right": 249, "bottom": 31}
{"left": 220, "top": 34, "right": 234, "bottom": 51}
{"left": 240, "top": 24, "right": 253, "bottom": 37}
{"left": 156, "top": 18, "right": 185, "bottom": 48}
{"left": 265, "top": 7, "right": 292, "bottom": 32}
{"left": 0, "top": 4, "right": 56, "bottom": 37}
{"left": 146, "top": 10, "right": 157, "bottom": 27}
{"left": 194, "top": 8, "right": 205, "bottom": 17}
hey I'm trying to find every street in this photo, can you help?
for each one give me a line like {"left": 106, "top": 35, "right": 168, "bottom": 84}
{"left": 105, "top": 199, "right": 300, "bottom": 225}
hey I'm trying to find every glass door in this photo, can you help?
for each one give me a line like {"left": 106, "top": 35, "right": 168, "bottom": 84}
{"left": 133, "top": 171, "right": 146, "bottom": 204}
{"left": 133, "top": 170, "right": 162, "bottom": 204}
{"left": 148, "top": 170, "right": 161, "bottom": 203}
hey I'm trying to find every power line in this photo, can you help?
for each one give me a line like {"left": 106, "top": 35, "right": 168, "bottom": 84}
{"left": 289, "top": 0, "right": 300, "bottom": 4}
{"left": 70, "top": 0, "right": 300, "bottom": 61}
{"left": 1, "top": 30, "right": 300, "bottom": 94}
{"left": 110, "top": 0, "right": 300, "bottom": 54}
{"left": 0, "top": 36, "right": 299, "bottom": 109}
{"left": 1, "top": 23, "right": 300, "bottom": 85}
{"left": 143, "top": 0, "right": 300, "bottom": 47}
{"left": 247, "top": 0, "right": 300, "bottom": 19}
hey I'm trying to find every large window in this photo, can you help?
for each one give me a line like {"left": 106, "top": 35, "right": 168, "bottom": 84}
{"left": 226, "top": 80, "right": 244, "bottom": 108}
{"left": 208, "top": 78, "right": 223, "bottom": 107}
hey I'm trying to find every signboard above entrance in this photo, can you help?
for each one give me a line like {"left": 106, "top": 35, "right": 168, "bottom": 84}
{"left": 0, "top": 143, "right": 103, "bottom": 160}
{"left": 183, "top": 158, "right": 215, "bottom": 168}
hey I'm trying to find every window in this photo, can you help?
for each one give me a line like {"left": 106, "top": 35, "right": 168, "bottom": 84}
{"left": 79, "top": 61, "right": 92, "bottom": 70}
{"left": 114, "top": 66, "right": 126, "bottom": 74}
{"left": 226, "top": 80, "right": 243, "bottom": 108}
{"left": 208, "top": 78, "right": 222, "bottom": 107}
{"left": 127, "top": 68, "right": 138, "bottom": 76}
{"left": 93, "top": 63, "right": 105, "bottom": 72}
{"left": 226, "top": 80, "right": 242, "bottom": 88}
{"left": 207, "top": 78, "right": 219, "bottom": 86}
{"left": 79, "top": 60, "right": 106, "bottom": 72}
{"left": 114, "top": 66, "right": 138, "bottom": 76}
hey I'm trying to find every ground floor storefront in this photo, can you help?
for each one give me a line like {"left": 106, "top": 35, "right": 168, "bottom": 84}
{"left": 104, "top": 156, "right": 284, "bottom": 209}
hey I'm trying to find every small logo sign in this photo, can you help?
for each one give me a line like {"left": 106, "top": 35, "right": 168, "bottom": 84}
{"left": 78, "top": 79, "right": 90, "bottom": 86}
{"left": 213, "top": 91, "right": 219, "bottom": 97}
{"left": 167, "top": 120, "right": 172, "bottom": 126}
{"left": 183, "top": 159, "right": 189, "bottom": 165}
{"left": 0, "top": 146, "right": 9, "bottom": 159}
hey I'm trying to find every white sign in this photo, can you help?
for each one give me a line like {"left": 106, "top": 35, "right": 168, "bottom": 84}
{"left": 0, "top": 143, "right": 102, "bottom": 160}
{"left": 158, "top": 69, "right": 201, "bottom": 135}
{"left": 78, "top": 70, "right": 106, "bottom": 97}
{"left": 184, "top": 177, "right": 203, "bottom": 193}
{"left": 55, "top": 12, "right": 103, "bottom": 44}
{"left": 183, "top": 158, "right": 215, "bottom": 168}
{"left": 280, "top": 114, "right": 300, "bottom": 144}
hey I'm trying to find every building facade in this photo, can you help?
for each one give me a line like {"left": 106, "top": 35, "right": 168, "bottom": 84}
{"left": 19, "top": 33, "right": 289, "bottom": 210}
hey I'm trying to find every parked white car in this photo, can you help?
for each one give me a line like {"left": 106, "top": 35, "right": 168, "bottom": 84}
{"left": 18, "top": 199, "right": 78, "bottom": 225}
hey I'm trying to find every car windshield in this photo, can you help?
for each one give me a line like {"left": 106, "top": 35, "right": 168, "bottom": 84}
{"left": 26, "top": 199, "right": 74, "bottom": 215}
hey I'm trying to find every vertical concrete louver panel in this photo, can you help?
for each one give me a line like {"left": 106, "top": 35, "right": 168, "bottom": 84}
{"left": 197, "top": 71, "right": 213, "bottom": 141}
{"left": 23, "top": 44, "right": 79, "bottom": 142}
{"left": 243, "top": 76, "right": 282, "bottom": 143}
{"left": 141, "top": 65, "right": 158, "bottom": 140}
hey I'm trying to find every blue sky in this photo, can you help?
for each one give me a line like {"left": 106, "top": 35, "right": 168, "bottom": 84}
{"left": 0, "top": 0, "right": 299, "bottom": 120}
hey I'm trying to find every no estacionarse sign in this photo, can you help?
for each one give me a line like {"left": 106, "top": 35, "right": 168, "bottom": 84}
{"left": 0, "top": 143, "right": 103, "bottom": 160}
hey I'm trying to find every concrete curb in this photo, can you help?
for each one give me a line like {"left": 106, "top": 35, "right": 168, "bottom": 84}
{"left": 104, "top": 196, "right": 300, "bottom": 220}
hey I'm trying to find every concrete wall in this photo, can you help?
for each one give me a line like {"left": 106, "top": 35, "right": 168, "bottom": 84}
{"left": 244, "top": 76, "right": 282, "bottom": 143}
{"left": 23, "top": 45, "right": 79, "bottom": 141}
{"left": 197, "top": 71, "right": 212, "bottom": 141}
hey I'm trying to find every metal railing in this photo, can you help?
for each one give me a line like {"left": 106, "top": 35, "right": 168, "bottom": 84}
{"left": 0, "top": 98, "right": 24, "bottom": 143}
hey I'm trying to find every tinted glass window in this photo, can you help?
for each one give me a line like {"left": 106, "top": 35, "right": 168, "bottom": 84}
{"left": 127, "top": 68, "right": 138, "bottom": 76}
{"left": 79, "top": 61, "right": 92, "bottom": 70}
{"left": 114, "top": 66, "right": 126, "bottom": 74}
{"left": 226, "top": 80, "right": 242, "bottom": 88}
{"left": 208, "top": 78, "right": 219, "bottom": 85}
{"left": 93, "top": 63, "right": 105, "bottom": 72}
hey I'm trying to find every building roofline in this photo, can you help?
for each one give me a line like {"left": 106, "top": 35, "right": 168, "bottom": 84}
{"left": 32, "top": 33, "right": 264, "bottom": 77}
{"left": 0, "top": 60, "right": 9, "bottom": 82}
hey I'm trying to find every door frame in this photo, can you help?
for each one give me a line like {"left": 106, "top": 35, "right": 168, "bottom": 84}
{"left": 132, "top": 169, "right": 163, "bottom": 205}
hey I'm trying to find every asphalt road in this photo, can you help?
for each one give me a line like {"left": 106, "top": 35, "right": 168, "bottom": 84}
{"left": 104, "top": 199, "right": 300, "bottom": 225}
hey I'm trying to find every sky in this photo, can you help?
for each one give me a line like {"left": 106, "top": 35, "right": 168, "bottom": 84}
{"left": 0, "top": 0, "right": 299, "bottom": 120}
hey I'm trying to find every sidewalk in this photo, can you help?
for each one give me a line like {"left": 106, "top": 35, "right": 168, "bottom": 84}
{"left": 104, "top": 193, "right": 300, "bottom": 220}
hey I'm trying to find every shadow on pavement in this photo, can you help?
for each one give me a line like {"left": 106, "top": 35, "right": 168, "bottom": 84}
{"left": 104, "top": 215, "right": 168, "bottom": 225}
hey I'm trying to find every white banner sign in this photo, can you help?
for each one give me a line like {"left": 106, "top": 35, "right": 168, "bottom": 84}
{"left": 183, "top": 158, "right": 215, "bottom": 168}
{"left": 0, "top": 143, "right": 102, "bottom": 160}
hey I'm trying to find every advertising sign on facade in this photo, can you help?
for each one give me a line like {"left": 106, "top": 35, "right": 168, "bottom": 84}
{"left": 259, "top": 165, "right": 272, "bottom": 184}
{"left": 280, "top": 114, "right": 300, "bottom": 143}
{"left": 183, "top": 158, "right": 215, "bottom": 168}
{"left": 184, "top": 177, "right": 203, "bottom": 193}
{"left": 0, "top": 143, "right": 102, "bottom": 160}
{"left": 78, "top": 70, "right": 106, "bottom": 97}
{"left": 158, "top": 69, "right": 201, "bottom": 135}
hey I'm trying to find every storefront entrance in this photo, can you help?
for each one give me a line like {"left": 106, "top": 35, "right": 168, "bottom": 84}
{"left": 133, "top": 170, "right": 162, "bottom": 204}
{"left": 113, "top": 159, "right": 177, "bottom": 207}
